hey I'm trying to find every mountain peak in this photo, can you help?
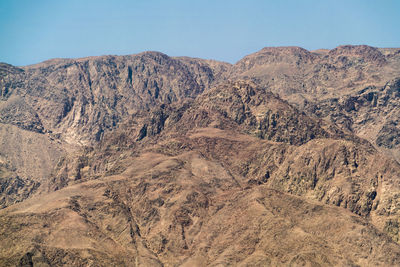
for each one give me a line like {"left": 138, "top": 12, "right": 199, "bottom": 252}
{"left": 242, "top": 46, "right": 316, "bottom": 64}
{"left": 328, "top": 44, "right": 386, "bottom": 65}
{"left": 260, "top": 46, "right": 311, "bottom": 54}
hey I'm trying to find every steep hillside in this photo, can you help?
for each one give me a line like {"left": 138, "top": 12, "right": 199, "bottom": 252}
{"left": 0, "top": 53, "right": 229, "bottom": 208}
{"left": 1, "top": 46, "right": 400, "bottom": 266}
{"left": 303, "top": 77, "right": 400, "bottom": 161}
{"left": 228, "top": 45, "right": 400, "bottom": 163}
{"left": 4, "top": 80, "right": 398, "bottom": 266}
{"left": 229, "top": 45, "right": 400, "bottom": 100}
{"left": 1, "top": 52, "right": 229, "bottom": 146}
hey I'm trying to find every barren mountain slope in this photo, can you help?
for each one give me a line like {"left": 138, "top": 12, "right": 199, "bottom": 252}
{"left": 2, "top": 164, "right": 400, "bottom": 266}
{"left": 228, "top": 45, "right": 400, "bottom": 162}
{"left": 0, "top": 54, "right": 229, "bottom": 208}
{"left": 229, "top": 45, "right": 400, "bottom": 100}
{"left": 1, "top": 53, "right": 230, "bottom": 145}
{"left": 1, "top": 47, "right": 400, "bottom": 266}
{"left": 2, "top": 80, "right": 400, "bottom": 266}
{"left": 303, "top": 77, "right": 400, "bottom": 162}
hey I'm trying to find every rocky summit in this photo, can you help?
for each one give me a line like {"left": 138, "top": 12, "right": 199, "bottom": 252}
{"left": 1, "top": 45, "right": 400, "bottom": 266}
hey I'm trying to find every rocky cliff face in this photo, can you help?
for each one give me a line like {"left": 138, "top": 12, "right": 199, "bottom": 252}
{"left": 229, "top": 45, "right": 400, "bottom": 98}
{"left": 0, "top": 52, "right": 229, "bottom": 145}
{"left": 1, "top": 46, "right": 400, "bottom": 266}
{"left": 228, "top": 45, "right": 400, "bottom": 163}
{"left": 303, "top": 77, "right": 400, "bottom": 161}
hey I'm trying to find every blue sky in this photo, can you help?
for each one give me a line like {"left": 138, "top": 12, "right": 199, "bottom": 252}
{"left": 1, "top": 0, "right": 399, "bottom": 66}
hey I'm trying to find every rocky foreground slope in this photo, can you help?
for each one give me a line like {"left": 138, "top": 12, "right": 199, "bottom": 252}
{"left": 1, "top": 45, "right": 400, "bottom": 266}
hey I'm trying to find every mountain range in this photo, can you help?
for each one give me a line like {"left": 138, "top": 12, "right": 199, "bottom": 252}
{"left": 1, "top": 45, "right": 400, "bottom": 266}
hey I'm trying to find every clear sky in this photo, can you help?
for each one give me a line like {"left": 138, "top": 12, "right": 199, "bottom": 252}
{"left": 1, "top": 0, "right": 399, "bottom": 66}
